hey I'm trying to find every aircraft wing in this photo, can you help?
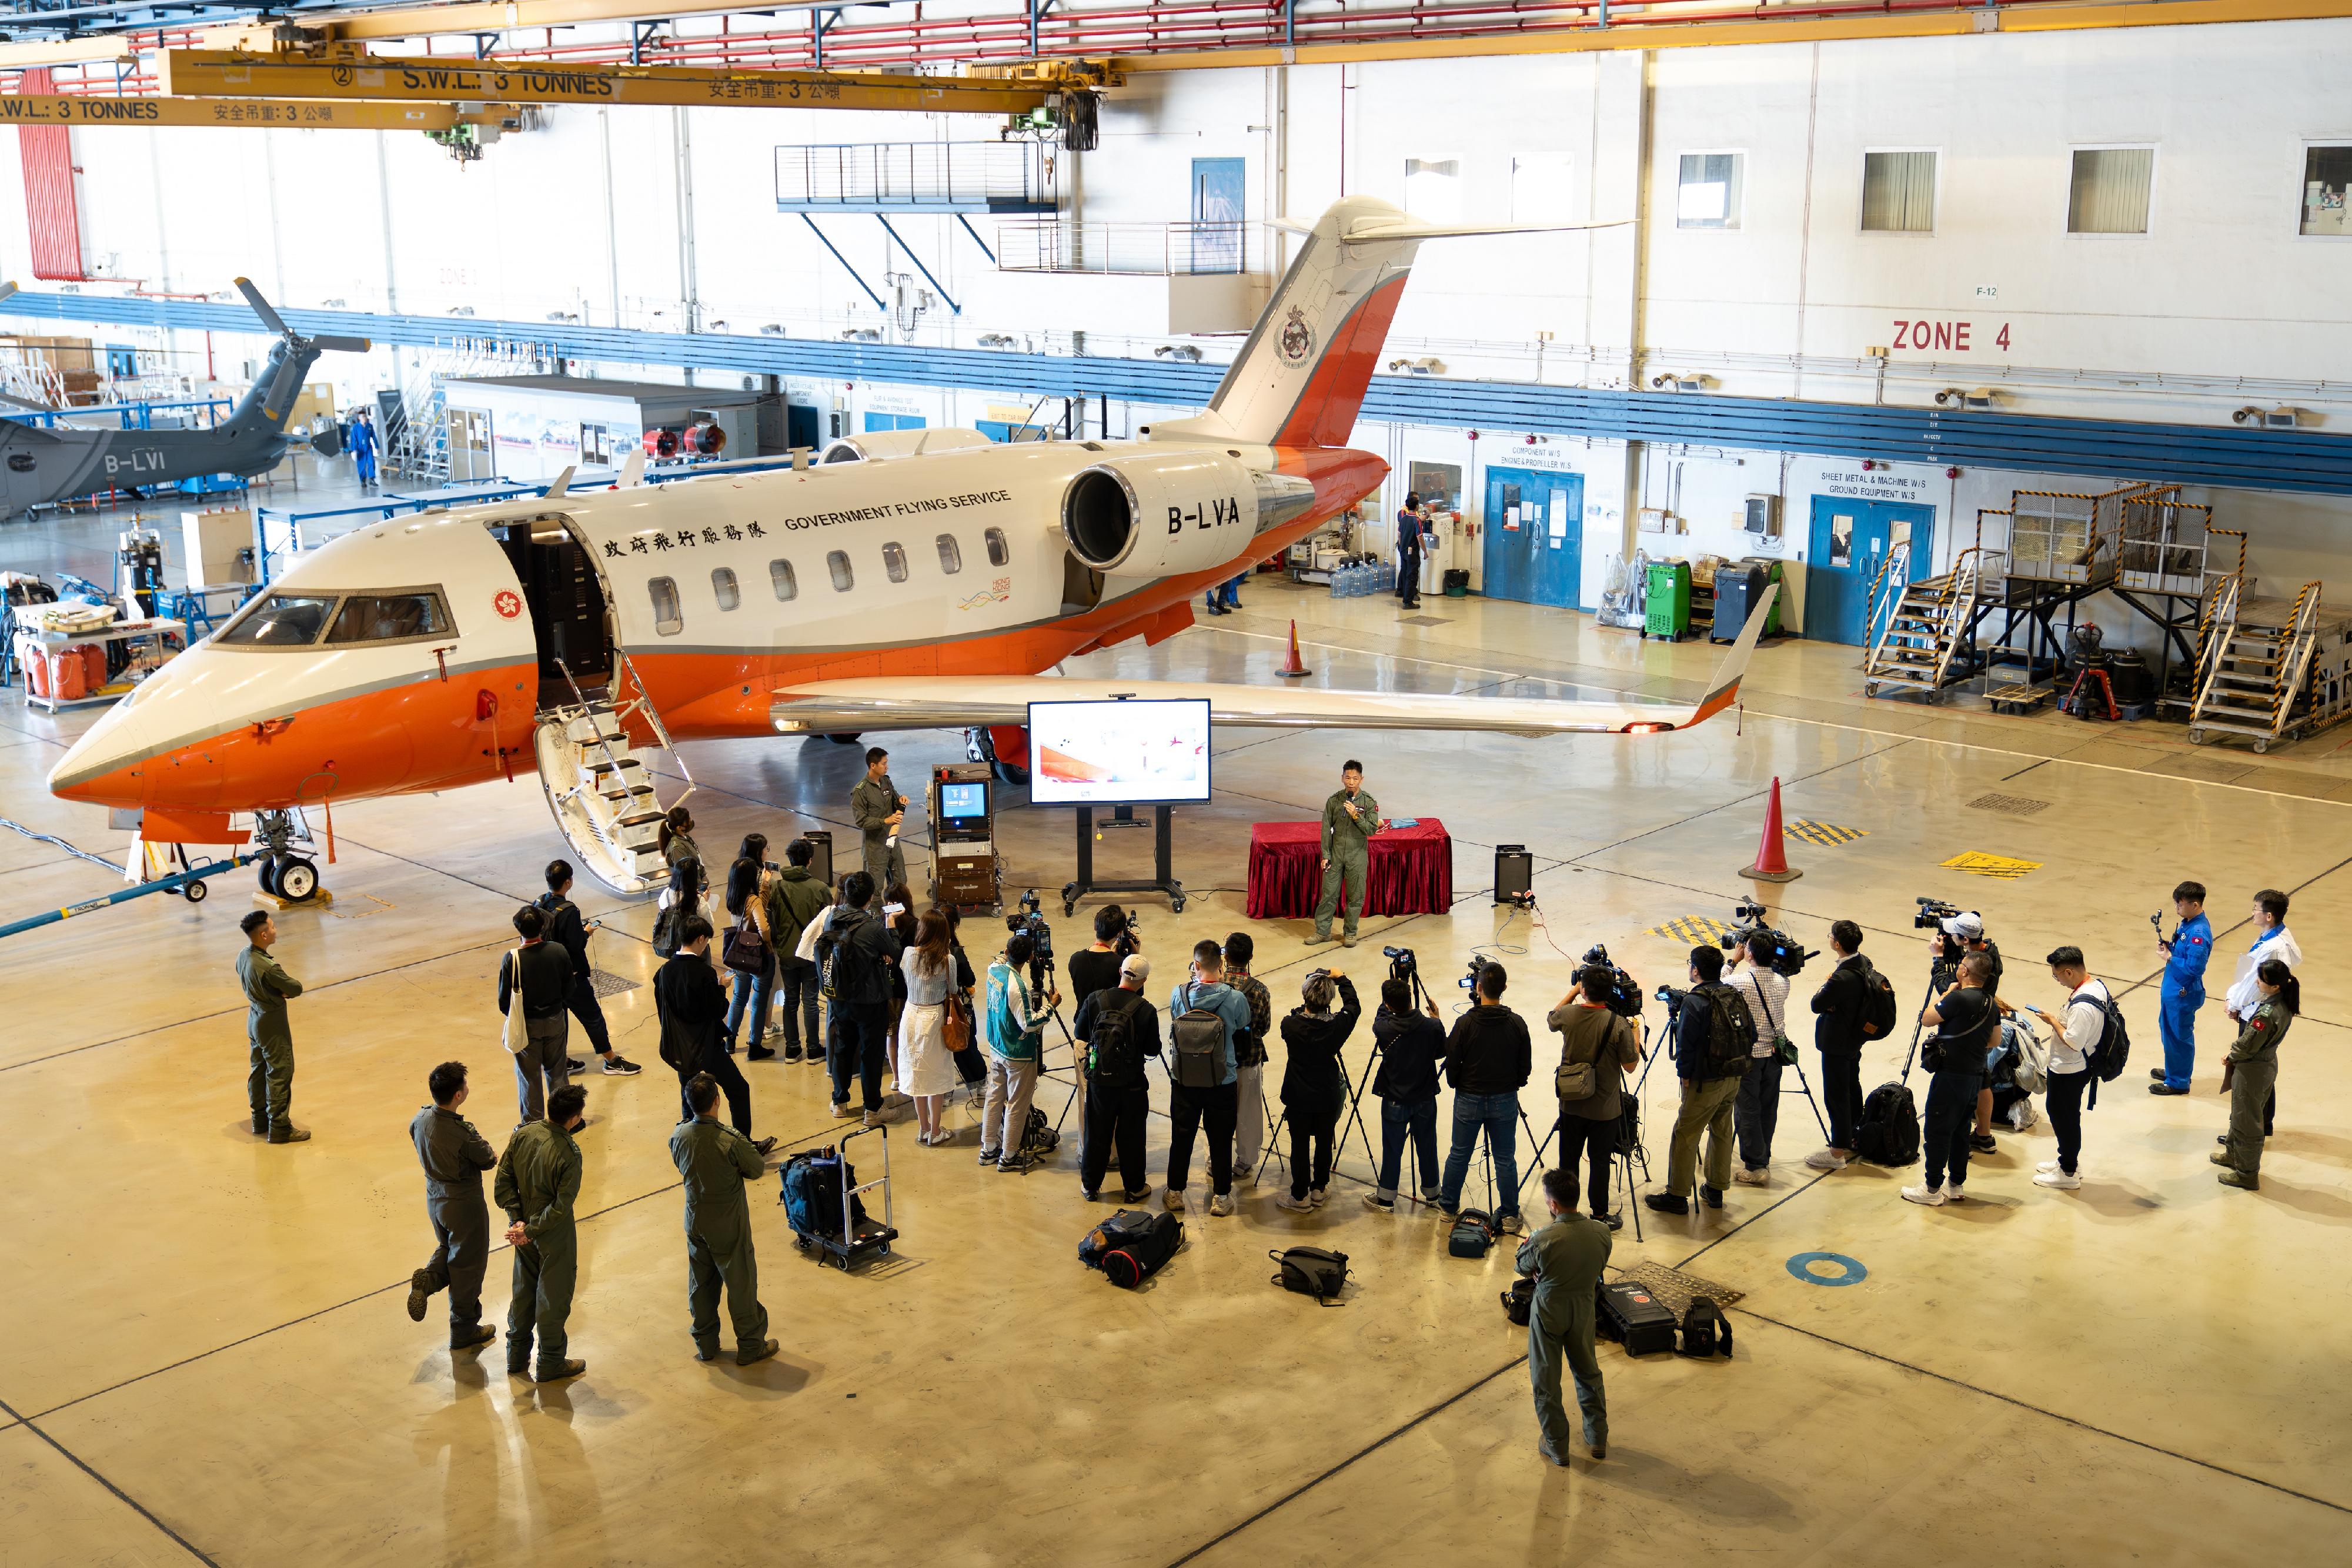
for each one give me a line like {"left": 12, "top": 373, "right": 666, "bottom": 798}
{"left": 771, "top": 587, "right": 1772, "bottom": 738}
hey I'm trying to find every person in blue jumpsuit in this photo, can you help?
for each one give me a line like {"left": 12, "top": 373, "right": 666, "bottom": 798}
{"left": 2152, "top": 880, "right": 2211, "bottom": 1095}
{"left": 349, "top": 409, "right": 379, "bottom": 489}
{"left": 1396, "top": 493, "right": 1426, "bottom": 609}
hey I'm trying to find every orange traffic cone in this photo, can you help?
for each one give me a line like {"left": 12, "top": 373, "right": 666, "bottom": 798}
{"left": 1741, "top": 776, "right": 1803, "bottom": 884}
{"left": 1276, "top": 618, "right": 1312, "bottom": 679}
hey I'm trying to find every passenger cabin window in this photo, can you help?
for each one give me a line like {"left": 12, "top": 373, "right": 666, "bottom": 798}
{"left": 882, "top": 541, "right": 909, "bottom": 583}
{"left": 711, "top": 566, "right": 741, "bottom": 611}
{"left": 936, "top": 533, "right": 963, "bottom": 574}
{"left": 649, "top": 576, "right": 683, "bottom": 636}
{"left": 323, "top": 591, "right": 452, "bottom": 645}
{"left": 219, "top": 592, "right": 338, "bottom": 647}
{"left": 827, "top": 550, "right": 854, "bottom": 592}
{"left": 770, "top": 559, "right": 798, "bottom": 601}
{"left": 984, "top": 527, "right": 1010, "bottom": 567}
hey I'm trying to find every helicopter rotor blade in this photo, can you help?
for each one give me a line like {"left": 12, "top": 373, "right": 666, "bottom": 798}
{"left": 260, "top": 354, "right": 303, "bottom": 422}
{"left": 235, "top": 276, "right": 291, "bottom": 339}
{"left": 308, "top": 333, "right": 371, "bottom": 353}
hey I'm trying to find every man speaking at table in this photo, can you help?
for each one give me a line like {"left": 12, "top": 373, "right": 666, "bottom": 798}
{"left": 1308, "top": 760, "right": 1385, "bottom": 950}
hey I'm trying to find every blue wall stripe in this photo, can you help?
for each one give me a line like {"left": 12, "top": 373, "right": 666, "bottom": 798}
{"left": 8, "top": 291, "right": 2347, "bottom": 497}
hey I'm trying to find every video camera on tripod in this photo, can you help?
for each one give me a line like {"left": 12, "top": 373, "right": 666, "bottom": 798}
{"left": 1719, "top": 898, "right": 1816, "bottom": 978}
{"left": 1577, "top": 944, "right": 1645, "bottom": 1019}
{"left": 1005, "top": 888, "right": 1054, "bottom": 989}
{"left": 1382, "top": 945, "right": 1416, "bottom": 981}
{"left": 1915, "top": 896, "right": 1962, "bottom": 930}
{"left": 1458, "top": 952, "right": 1500, "bottom": 992}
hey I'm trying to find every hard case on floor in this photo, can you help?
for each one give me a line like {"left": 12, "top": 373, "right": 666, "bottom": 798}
{"left": 1596, "top": 1279, "right": 1679, "bottom": 1355}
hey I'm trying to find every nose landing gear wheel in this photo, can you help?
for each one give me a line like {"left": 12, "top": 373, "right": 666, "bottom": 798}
{"left": 275, "top": 858, "right": 320, "bottom": 901}
{"left": 258, "top": 858, "right": 283, "bottom": 895}
{"left": 823, "top": 733, "right": 863, "bottom": 745}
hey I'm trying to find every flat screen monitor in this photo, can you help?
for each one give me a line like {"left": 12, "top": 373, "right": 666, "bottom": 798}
{"left": 1026, "top": 698, "right": 1212, "bottom": 806}
{"left": 938, "top": 780, "right": 990, "bottom": 834}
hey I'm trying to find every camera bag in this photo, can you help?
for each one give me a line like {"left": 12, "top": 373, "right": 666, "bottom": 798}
{"left": 1595, "top": 1280, "right": 1679, "bottom": 1356}
{"left": 1448, "top": 1209, "right": 1496, "bottom": 1258}
{"left": 1171, "top": 985, "right": 1226, "bottom": 1090}
{"left": 1679, "top": 1296, "right": 1733, "bottom": 1359}
{"left": 1501, "top": 1276, "right": 1535, "bottom": 1326}
{"left": 1858, "top": 963, "right": 1900, "bottom": 1039}
{"left": 1853, "top": 1080, "right": 1921, "bottom": 1165}
{"left": 1269, "top": 1246, "right": 1350, "bottom": 1306}
{"left": 1019, "top": 1106, "right": 1059, "bottom": 1156}
{"left": 1081, "top": 1208, "right": 1182, "bottom": 1287}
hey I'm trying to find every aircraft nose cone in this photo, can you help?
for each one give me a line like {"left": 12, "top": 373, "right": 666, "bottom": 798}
{"left": 48, "top": 673, "right": 166, "bottom": 807}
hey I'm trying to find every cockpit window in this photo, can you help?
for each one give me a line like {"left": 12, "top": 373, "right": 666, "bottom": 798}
{"left": 218, "top": 593, "right": 339, "bottom": 647}
{"left": 323, "top": 591, "right": 453, "bottom": 646}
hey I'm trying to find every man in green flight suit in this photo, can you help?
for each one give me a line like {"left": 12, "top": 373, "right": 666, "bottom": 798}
{"left": 495, "top": 1083, "right": 590, "bottom": 1382}
{"left": 852, "top": 745, "right": 910, "bottom": 895}
{"left": 1308, "top": 759, "right": 1382, "bottom": 948}
{"left": 236, "top": 910, "right": 309, "bottom": 1144}
{"left": 670, "top": 1071, "right": 780, "bottom": 1366}
{"left": 1516, "top": 1166, "right": 1613, "bottom": 1465}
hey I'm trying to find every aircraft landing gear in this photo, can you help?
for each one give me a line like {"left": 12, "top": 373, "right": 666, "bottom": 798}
{"left": 823, "top": 733, "right": 863, "bottom": 745}
{"left": 251, "top": 811, "right": 325, "bottom": 905}
{"left": 966, "top": 725, "right": 1030, "bottom": 786}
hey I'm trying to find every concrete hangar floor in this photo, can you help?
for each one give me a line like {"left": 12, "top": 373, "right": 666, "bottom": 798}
{"left": 2, "top": 541, "right": 2347, "bottom": 1564}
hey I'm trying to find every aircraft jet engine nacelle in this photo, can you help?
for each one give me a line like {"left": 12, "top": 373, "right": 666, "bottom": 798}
{"left": 1060, "top": 450, "right": 1315, "bottom": 580}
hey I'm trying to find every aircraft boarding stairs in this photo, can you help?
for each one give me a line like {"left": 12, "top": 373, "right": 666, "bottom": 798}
{"left": 1861, "top": 543, "right": 1991, "bottom": 698}
{"left": 2186, "top": 578, "right": 2352, "bottom": 753}
{"left": 531, "top": 653, "right": 694, "bottom": 895}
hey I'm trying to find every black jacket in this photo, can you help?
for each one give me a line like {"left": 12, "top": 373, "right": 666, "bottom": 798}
{"left": 1810, "top": 954, "right": 1876, "bottom": 1053}
{"left": 499, "top": 941, "right": 574, "bottom": 1021}
{"left": 654, "top": 951, "right": 728, "bottom": 1068}
{"left": 1067, "top": 947, "right": 1123, "bottom": 1014}
{"left": 1671, "top": 981, "right": 1744, "bottom": 1081}
{"left": 1442, "top": 1002, "right": 1531, "bottom": 1096}
{"left": 534, "top": 892, "right": 593, "bottom": 977}
{"left": 1073, "top": 986, "right": 1162, "bottom": 1090}
{"left": 814, "top": 906, "right": 897, "bottom": 1008}
{"left": 1371, "top": 1009, "right": 1448, "bottom": 1102}
{"left": 1278, "top": 975, "right": 1361, "bottom": 1114}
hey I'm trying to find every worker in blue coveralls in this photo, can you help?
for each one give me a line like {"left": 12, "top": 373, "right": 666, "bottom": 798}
{"left": 2151, "top": 880, "right": 2211, "bottom": 1095}
{"left": 349, "top": 407, "right": 379, "bottom": 489}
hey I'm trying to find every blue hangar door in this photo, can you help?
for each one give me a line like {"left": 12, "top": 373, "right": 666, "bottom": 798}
{"left": 1481, "top": 467, "right": 1584, "bottom": 608}
{"left": 1805, "top": 496, "right": 1936, "bottom": 645}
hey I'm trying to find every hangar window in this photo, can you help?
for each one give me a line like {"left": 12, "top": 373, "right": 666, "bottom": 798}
{"left": 1861, "top": 149, "right": 1937, "bottom": 233}
{"left": 1509, "top": 152, "right": 1574, "bottom": 226}
{"left": 711, "top": 566, "right": 741, "bottom": 611}
{"left": 218, "top": 592, "right": 338, "bottom": 647}
{"left": 936, "top": 534, "right": 963, "bottom": 574}
{"left": 984, "top": 527, "right": 1010, "bottom": 567}
{"left": 827, "top": 549, "right": 855, "bottom": 592}
{"left": 2068, "top": 147, "right": 2154, "bottom": 235}
{"left": 1678, "top": 152, "right": 1744, "bottom": 230}
{"left": 770, "top": 559, "right": 799, "bottom": 601}
{"left": 882, "top": 541, "right": 910, "bottom": 583}
{"left": 323, "top": 591, "right": 453, "bottom": 645}
{"left": 649, "top": 576, "right": 683, "bottom": 636}
{"left": 2298, "top": 145, "right": 2351, "bottom": 237}
{"left": 1403, "top": 158, "right": 1462, "bottom": 222}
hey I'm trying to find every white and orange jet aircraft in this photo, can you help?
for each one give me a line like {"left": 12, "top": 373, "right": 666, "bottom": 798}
{"left": 51, "top": 195, "right": 1774, "bottom": 894}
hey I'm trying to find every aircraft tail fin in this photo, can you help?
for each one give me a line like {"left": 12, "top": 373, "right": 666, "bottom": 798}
{"left": 1689, "top": 584, "right": 1779, "bottom": 724}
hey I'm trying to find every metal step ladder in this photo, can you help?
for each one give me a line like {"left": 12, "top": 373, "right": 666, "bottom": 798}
{"left": 530, "top": 651, "right": 695, "bottom": 895}
{"left": 1863, "top": 546, "right": 1986, "bottom": 699}
{"left": 2187, "top": 579, "right": 2324, "bottom": 753}
{"left": 387, "top": 377, "right": 451, "bottom": 484}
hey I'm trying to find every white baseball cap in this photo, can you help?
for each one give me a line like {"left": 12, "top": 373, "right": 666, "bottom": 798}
{"left": 1120, "top": 954, "right": 1152, "bottom": 982}
{"left": 1941, "top": 911, "right": 1984, "bottom": 940}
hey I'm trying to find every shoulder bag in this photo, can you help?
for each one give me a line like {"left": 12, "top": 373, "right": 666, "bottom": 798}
{"left": 500, "top": 948, "right": 529, "bottom": 1055}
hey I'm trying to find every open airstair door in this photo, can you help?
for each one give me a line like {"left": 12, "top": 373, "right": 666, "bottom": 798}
{"left": 497, "top": 512, "right": 681, "bottom": 896}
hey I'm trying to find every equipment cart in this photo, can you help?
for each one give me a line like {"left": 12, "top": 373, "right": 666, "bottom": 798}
{"left": 781, "top": 1124, "right": 898, "bottom": 1270}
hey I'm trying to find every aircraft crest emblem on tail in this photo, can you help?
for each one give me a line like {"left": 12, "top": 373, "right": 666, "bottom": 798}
{"left": 1278, "top": 306, "right": 1314, "bottom": 364}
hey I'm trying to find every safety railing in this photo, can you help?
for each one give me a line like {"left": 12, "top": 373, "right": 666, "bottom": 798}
{"left": 774, "top": 141, "right": 1055, "bottom": 213}
{"left": 610, "top": 645, "right": 695, "bottom": 813}
{"left": 1863, "top": 537, "right": 1911, "bottom": 670}
{"left": 2272, "top": 583, "right": 2324, "bottom": 734}
{"left": 2190, "top": 573, "right": 2242, "bottom": 720}
{"left": 992, "top": 218, "right": 1258, "bottom": 276}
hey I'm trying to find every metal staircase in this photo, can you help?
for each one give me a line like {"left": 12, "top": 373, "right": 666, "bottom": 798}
{"left": 531, "top": 653, "right": 696, "bottom": 895}
{"left": 387, "top": 374, "right": 452, "bottom": 483}
{"left": 2187, "top": 580, "right": 2326, "bottom": 753}
{"left": 1863, "top": 545, "right": 1989, "bottom": 699}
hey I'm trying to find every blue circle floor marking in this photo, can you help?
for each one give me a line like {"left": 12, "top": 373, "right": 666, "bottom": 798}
{"left": 1786, "top": 1251, "right": 1867, "bottom": 1286}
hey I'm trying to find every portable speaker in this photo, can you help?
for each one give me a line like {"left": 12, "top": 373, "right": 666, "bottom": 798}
{"left": 1494, "top": 844, "right": 1533, "bottom": 905}
{"left": 799, "top": 830, "right": 833, "bottom": 888}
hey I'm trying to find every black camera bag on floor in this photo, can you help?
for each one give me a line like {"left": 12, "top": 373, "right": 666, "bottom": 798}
{"left": 1853, "top": 1079, "right": 1921, "bottom": 1165}
{"left": 1269, "top": 1246, "right": 1349, "bottom": 1306}
{"left": 1448, "top": 1209, "right": 1496, "bottom": 1258}
{"left": 1501, "top": 1276, "right": 1535, "bottom": 1326}
{"left": 1080, "top": 1208, "right": 1181, "bottom": 1287}
{"left": 1596, "top": 1279, "right": 1679, "bottom": 1356}
{"left": 1679, "top": 1296, "right": 1733, "bottom": 1359}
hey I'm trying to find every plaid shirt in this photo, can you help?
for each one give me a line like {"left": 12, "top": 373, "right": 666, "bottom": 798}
{"left": 1230, "top": 972, "right": 1272, "bottom": 1067}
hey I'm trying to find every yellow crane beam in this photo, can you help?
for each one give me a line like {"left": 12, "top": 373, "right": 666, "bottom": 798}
{"left": 0, "top": 93, "right": 501, "bottom": 130}
{"left": 154, "top": 48, "right": 1068, "bottom": 113}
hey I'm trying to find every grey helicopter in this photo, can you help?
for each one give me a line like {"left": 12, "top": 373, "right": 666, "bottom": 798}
{"left": 0, "top": 278, "right": 369, "bottom": 520}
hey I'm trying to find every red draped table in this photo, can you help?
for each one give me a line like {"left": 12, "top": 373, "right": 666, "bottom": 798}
{"left": 1245, "top": 818, "right": 1454, "bottom": 921}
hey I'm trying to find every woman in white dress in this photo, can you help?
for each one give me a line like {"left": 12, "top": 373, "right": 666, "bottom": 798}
{"left": 898, "top": 910, "right": 963, "bottom": 1143}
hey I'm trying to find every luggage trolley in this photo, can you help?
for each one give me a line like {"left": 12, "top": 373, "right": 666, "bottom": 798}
{"left": 781, "top": 1124, "right": 899, "bottom": 1270}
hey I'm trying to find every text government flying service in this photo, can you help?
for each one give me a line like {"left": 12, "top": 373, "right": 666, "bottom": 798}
{"left": 774, "top": 489, "right": 1013, "bottom": 531}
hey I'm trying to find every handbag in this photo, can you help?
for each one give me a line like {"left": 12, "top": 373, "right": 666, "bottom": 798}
{"left": 499, "top": 948, "right": 529, "bottom": 1055}
{"left": 722, "top": 908, "right": 770, "bottom": 975}
{"left": 943, "top": 992, "right": 973, "bottom": 1053}
{"left": 652, "top": 889, "right": 682, "bottom": 959}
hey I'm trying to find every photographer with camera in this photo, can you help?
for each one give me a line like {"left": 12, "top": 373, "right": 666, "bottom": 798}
{"left": 1365, "top": 975, "right": 1447, "bottom": 1211}
{"left": 1275, "top": 970, "right": 1362, "bottom": 1212}
{"left": 1805, "top": 921, "right": 1890, "bottom": 1170}
{"left": 1937, "top": 911, "right": 2006, "bottom": 1153}
{"left": 981, "top": 930, "right": 1059, "bottom": 1172}
{"left": 1726, "top": 931, "right": 1794, "bottom": 1186}
{"left": 1643, "top": 947, "right": 1749, "bottom": 1218}
{"left": 1904, "top": 950, "right": 2007, "bottom": 1207}
{"left": 1224, "top": 934, "right": 1274, "bottom": 1178}
{"left": 1548, "top": 965, "right": 1642, "bottom": 1231}
{"left": 1165, "top": 941, "right": 1251, "bottom": 1216}
{"left": 1074, "top": 954, "right": 1161, "bottom": 1202}
{"left": 1068, "top": 906, "right": 1132, "bottom": 1015}
{"left": 1435, "top": 960, "right": 1533, "bottom": 1233}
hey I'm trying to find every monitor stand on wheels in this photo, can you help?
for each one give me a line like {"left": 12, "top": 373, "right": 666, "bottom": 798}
{"left": 1060, "top": 804, "right": 1185, "bottom": 917}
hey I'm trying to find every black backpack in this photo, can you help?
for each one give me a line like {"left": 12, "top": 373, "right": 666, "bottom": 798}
{"left": 1680, "top": 1295, "right": 1734, "bottom": 1358}
{"left": 1087, "top": 993, "right": 1145, "bottom": 1087}
{"left": 1170, "top": 985, "right": 1226, "bottom": 1090}
{"left": 1269, "top": 1246, "right": 1350, "bottom": 1306}
{"left": 1449, "top": 1209, "right": 1496, "bottom": 1258}
{"left": 1853, "top": 1080, "right": 1921, "bottom": 1165}
{"left": 1858, "top": 964, "right": 1900, "bottom": 1041}
{"left": 1699, "top": 983, "right": 1758, "bottom": 1077}
{"left": 1080, "top": 1208, "right": 1182, "bottom": 1287}
{"left": 1501, "top": 1276, "right": 1535, "bottom": 1326}
{"left": 778, "top": 1148, "right": 868, "bottom": 1242}
{"left": 2081, "top": 989, "right": 2131, "bottom": 1104}
{"left": 1020, "top": 1106, "right": 1059, "bottom": 1156}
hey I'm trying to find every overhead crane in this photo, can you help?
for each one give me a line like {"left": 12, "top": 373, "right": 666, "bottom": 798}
{"left": 0, "top": 92, "right": 507, "bottom": 130}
